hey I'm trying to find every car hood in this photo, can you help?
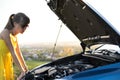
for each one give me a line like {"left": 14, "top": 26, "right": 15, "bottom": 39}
{"left": 47, "top": 0, "right": 120, "bottom": 46}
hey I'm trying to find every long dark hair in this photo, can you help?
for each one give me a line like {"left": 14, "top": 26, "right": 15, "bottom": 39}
{"left": 5, "top": 13, "right": 30, "bottom": 30}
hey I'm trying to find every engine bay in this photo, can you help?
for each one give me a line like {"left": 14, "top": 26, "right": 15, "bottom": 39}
{"left": 23, "top": 52, "right": 116, "bottom": 80}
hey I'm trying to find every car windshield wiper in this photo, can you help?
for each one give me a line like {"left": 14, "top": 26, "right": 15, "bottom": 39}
{"left": 94, "top": 44, "right": 106, "bottom": 51}
{"left": 82, "top": 44, "right": 106, "bottom": 53}
{"left": 93, "top": 49, "right": 120, "bottom": 59}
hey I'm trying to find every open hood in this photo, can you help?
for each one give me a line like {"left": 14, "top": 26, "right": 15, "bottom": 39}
{"left": 47, "top": 0, "right": 120, "bottom": 46}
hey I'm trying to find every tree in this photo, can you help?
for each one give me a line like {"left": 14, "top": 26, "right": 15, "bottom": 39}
{"left": 59, "top": 47, "right": 74, "bottom": 57}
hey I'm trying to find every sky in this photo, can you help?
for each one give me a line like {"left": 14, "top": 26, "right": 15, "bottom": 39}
{"left": 0, "top": 0, "right": 120, "bottom": 45}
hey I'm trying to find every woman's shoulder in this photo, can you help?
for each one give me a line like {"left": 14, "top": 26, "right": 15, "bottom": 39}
{"left": 1, "top": 29, "right": 10, "bottom": 35}
{"left": 0, "top": 29, "right": 11, "bottom": 39}
{"left": 1, "top": 29, "right": 17, "bottom": 43}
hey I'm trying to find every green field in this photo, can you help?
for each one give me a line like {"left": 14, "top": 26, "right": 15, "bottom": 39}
{"left": 14, "top": 60, "right": 49, "bottom": 78}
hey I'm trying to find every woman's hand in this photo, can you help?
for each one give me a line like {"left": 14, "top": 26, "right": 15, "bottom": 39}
{"left": 17, "top": 72, "right": 25, "bottom": 80}
{"left": 23, "top": 65, "right": 28, "bottom": 73}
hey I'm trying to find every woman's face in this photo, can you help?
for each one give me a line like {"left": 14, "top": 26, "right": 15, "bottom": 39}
{"left": 14, "top": 22, "right": 28, "bottom": 34}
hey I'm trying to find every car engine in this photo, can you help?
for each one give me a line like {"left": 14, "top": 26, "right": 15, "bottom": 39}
{"left": 23, "top": 55, "right": 112, "bottom": 80}
{"left": 47, "top": 62, "right": 94, "bottom": 79}
{"left": 24, "top": 62, "right": 93, "bottom": 80}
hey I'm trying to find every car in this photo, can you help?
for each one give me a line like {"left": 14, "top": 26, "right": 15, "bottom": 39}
{"left": 22, "top": 0, "right": 120, "bottom": 80}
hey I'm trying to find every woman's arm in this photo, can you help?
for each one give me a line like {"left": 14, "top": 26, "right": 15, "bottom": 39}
{"left": 15, "top": 39, "right": 28, "bottom": 72}
{"left": 1, "top": 29, "right": 24, "bottom": 72}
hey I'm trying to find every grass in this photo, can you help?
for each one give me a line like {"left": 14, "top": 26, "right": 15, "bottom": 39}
{"left": 26, "top": 60, "right": 48, "bottom": 70}
{"left": 14, "top": 60, "right": 49, "bottom": 78}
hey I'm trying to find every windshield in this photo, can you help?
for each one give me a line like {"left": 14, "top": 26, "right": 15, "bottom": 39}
{"left": 85, "top": 44, "right": 120, "bottom": 59}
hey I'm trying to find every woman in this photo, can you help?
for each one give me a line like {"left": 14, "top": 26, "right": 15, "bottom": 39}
{"left": 0, "top": 13, "right": 30, "bottom": 80}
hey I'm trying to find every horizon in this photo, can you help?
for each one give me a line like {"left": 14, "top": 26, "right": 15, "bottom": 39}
{"left": 19, "top": 41, "right": 81, "bottom": 48}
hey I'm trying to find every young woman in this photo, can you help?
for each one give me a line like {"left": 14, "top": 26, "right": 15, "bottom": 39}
{"left": 0, "top": 13, "right": 30, "bottom": 80}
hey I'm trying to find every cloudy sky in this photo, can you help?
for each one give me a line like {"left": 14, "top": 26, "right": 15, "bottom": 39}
{"left": 0, "top": 0, "right": 120, "bottom": 45}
